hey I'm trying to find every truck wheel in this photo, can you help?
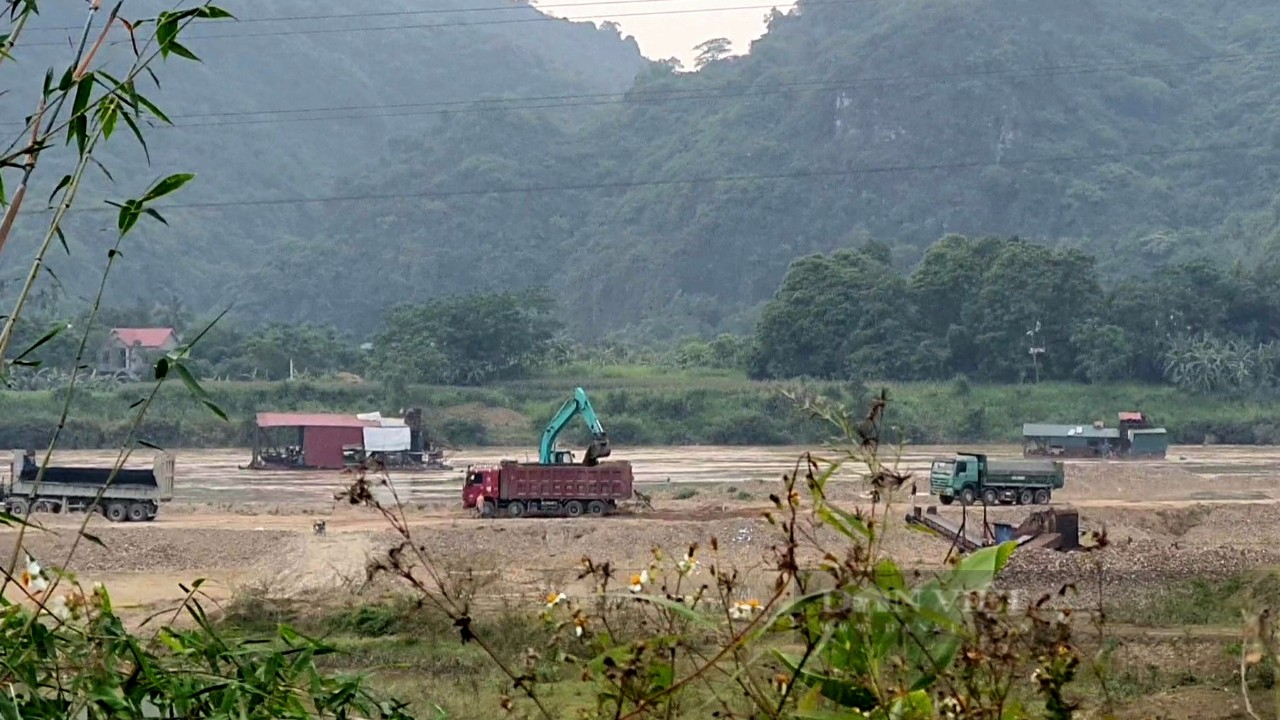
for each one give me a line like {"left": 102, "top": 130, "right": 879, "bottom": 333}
{"left": 1018, "top": 489, "right": 1034, "bottom": 506}
{"left": 106, "top": 503, "right": 128, "bottom": 523}
{"left": 1034, "top": 489, "right": 1051, "bottom": 505}
{"left": 564, "top": 500, "right": 584, "bottom": 518}
{"left": 127, "top": 503, "right": 148, "bottom": 522}
{"left": 6, "top": 499, "right": 28, "bottom": 517}
{"left": 958, "top": 488, "right": 976, "bottom": 506}
{"left": 506, "top": 501, "right": 525, "bottom": 518}
{"left": 981, "top": 489, "right": 998, "bottom": 506}
{"left": 480, "top": 500, "right": 495, "bottom": 519}
{"left": 33, "top": 500, "right": 57, "bottom": 514}
{"left": 587, "top": 500, "right": 606, "bottom": 516}
{"left": 939, "top": 495, "right": 954, "bottom": 506}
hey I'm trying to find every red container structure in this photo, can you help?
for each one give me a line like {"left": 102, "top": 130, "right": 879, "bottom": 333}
{"left": 250, "top": 413, "right": 378, "bottom": 470}
{"left": 463, "top": 460, "right": 633, "bottom": 518}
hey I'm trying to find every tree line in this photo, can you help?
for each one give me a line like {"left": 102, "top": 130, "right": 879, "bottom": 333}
{"left": 750, "top": 235, "right": 1280, "bottom": 392}
{"left": 11, "top": 290, "right": 564, "bottom": 388}
{"left": 16, "top": 233, "right": 1278, "bottom": 395}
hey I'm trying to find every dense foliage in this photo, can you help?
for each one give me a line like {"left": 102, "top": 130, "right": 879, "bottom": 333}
{"left": 751, "top": 235, "right": 1280, "bottom": 391}
{"left": 368, "top": 289, "right": 564, "bottom": 386}
{"left": 10, "top": 0, "right": 1280, "bottom": 338}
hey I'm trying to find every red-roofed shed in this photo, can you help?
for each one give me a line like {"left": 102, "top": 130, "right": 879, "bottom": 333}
{"left": 250, "top": 413, "right": 379, "bottom": 470}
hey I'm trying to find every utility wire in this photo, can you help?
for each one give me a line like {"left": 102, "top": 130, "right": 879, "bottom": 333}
{"left": 55, "top": 141, "right": 1268, "bottom": 214}
{"left": 2, "top": 46, "right": 1276, "bottom": 130}
{"left": 12, "top": 0, "right": 822, "bottom": 47}
{"left": 20, "top": 0, "right": 779, "bottom": 31}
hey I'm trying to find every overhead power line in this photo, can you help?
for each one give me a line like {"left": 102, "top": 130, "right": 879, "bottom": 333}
{"left": 3, "top": 46, "right": 1276, "bottom": 131}
{"left": 21, "top": 0, "right": 774, "bottom": 31}
{"left": 13, "top": 0, "right": 819, "bottom": 47}
{"left": 57, "top": 141, "right": 1267, "bottom": 214}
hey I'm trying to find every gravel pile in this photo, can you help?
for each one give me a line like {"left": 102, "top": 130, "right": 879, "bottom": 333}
{"left": 0, "top": 527, "right": 301, "bottom": 574}
{"left": 998, "top": 541, "right": 1280, "bottom": 597}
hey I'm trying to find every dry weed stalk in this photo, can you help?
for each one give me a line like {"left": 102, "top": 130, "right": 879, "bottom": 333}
{"left": 348, "top": 392, "right": 1089, "bottom": 719}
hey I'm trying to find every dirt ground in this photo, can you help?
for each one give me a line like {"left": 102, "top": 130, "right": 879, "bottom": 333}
{"left": 5, "top": 444, "right": 1279, "bottom": 716}
{"left": 2, "top": 443, "right": 1277, "bottom": 616}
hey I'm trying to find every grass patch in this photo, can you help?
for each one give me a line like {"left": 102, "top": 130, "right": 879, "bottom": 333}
{"left": 1109, "top": 569, "right": 1280, "bottom": 627}
{"left": 5, "top": 367, "right": 1280, "bottom": 448}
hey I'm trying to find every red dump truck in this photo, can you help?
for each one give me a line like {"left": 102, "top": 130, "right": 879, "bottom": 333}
{"left": 462, "top": 460, "right": 634, "bottom": 518}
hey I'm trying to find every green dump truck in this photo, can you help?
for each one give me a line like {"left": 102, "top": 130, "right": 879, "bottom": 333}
{"left": 929, "top": 452, "right": 1064, "bottom": 506}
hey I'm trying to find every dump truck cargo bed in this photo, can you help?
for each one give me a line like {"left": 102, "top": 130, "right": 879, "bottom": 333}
{"left": 985, "top": 459, "right": 1064, "bottom": 479}
{"left": 495, "top": 460, "right": 633, "bottom": 502}
{"left": 20, "top": 466, "right": 161, "bottom": 487}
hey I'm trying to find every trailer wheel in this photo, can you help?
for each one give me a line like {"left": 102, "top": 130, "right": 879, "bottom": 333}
{"left": 587, "top": 500, "right": 606, "bottom": 516}
{"left": 127, "top": 503, "right": 148, "bottom": 522}
{"left": 1034, "top": 489, "right": 1050, "bottom": 505}
{"left": 564, "top": 500, "right": 584, "bottom": 518}
{"left": 1018, "top": 489, "right": 1034, "bottom": 506}
{"left": 105, "top": 502, "right": 128, "bottom": 523}
{"left": 506, "top": 501, "right": 525, "bottom": 518}
{"left": 958, "top": 488, "right": 976, "bottom": 506}
{"left": 981, "top": 488, "right": 998, "bottom": 506}
{"left": 6, "top": 499, "right": 28, "bottom": 517}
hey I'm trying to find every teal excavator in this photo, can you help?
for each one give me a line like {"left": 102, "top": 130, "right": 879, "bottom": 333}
{"left": 540, "top": 387, "right": 611, "bottom": 466}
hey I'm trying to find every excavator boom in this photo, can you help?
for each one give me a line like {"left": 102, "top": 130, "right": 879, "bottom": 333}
{"left": 539, "top": 387, "right": 612, "bottom": 465}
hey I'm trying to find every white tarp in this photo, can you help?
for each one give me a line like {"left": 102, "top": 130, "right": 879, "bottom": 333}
{"left": 357, "top": 412, "right": 407, "bottom": 427}
{"left": 363, "top": 426, "right": 411, "bottom": 452}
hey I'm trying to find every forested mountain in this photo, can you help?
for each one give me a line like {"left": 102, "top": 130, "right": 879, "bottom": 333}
{"left": 11, "top": 0, "right": 1280, "bottom": 340}
{"left": 1, "top": 0, "right": 646, "bottom": 319}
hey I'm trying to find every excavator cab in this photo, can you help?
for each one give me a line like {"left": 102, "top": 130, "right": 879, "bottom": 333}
{"left": 551, "top": 449, "right": 576, "bottom": 464}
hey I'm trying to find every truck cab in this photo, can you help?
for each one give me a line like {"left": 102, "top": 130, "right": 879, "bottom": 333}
{"left": 930, "top": 455, "right": 981, "bottom": 504}
{"left": 462, "top": 466, "right": 500, "bottom": 512}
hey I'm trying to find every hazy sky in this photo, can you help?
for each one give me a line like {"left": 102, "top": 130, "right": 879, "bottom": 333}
{"left": 534, "top": 0, "right": 795, "bottom": 66}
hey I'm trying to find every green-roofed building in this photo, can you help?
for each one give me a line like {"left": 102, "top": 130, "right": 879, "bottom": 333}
{"left": 1022, "top": 412, "right": 1168, "bottom": 459}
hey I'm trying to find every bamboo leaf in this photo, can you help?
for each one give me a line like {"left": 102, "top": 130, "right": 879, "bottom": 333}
{"left": 141, "top": 173, "right": 194, "bottom": 202}
{"left": 119, "top": 111, "right": 150, "bottom": 163}
{"left": 47, "top": 174, "right": 72, "bottom": 206}
{"left": 197, "top": 6, "right": 235, "bottom": 19}
{"left": 133, "top": 91, "right": 172, "bottom": 125}
{"left": 14, "top": 324, "right": 64, "bottom": 362}
{"left": 174, "top": 361, "right": 228, "bottom": 421}
{"left": 165, "top": 40, "right": 200, "bottom": 62}
{"left": 70, "top": 74, "right": 95, "bottom": 153}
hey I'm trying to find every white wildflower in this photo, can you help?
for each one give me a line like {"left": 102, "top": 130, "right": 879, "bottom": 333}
{"left": 629, "top": 570, "right": 649, "bottom": 594}
{"left": 729, "top": 599, "right": 762, "bottom": 620}
{"left": 676, "top": 552, "right": 699, "bottom": 576}
{"left": 544, "top": 592, "right": 566, "bottom": 609}
{"left": 20, "top": 555, "right": 47, "bottom": 594}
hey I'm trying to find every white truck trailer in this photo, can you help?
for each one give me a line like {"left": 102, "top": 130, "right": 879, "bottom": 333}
{"left": 3, "top": 450, "right": 174, "bottom": 522}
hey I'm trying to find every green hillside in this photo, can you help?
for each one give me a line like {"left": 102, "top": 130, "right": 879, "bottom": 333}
{"left": 302, "top": 0, "right": 1280, "bottom": 338}
{"left": 10, "top": 0, "right": 1280, "bottom": 338}
{"left": 1, "top": 0, "right": 646, "bottom": 320}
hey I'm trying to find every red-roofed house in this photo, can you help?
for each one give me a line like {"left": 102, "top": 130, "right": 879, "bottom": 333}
{"left": 99, "top": 327, "right": 180, "bottom": 377}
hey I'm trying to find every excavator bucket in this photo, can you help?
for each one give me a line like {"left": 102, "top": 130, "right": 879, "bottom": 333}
{"left": 583, "top": 435, "right": 612, "bottom": 466}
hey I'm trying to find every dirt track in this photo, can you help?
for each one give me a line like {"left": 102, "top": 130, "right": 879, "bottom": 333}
{"left": 3, "top": 444, "right": 1279, "bottom": 616}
